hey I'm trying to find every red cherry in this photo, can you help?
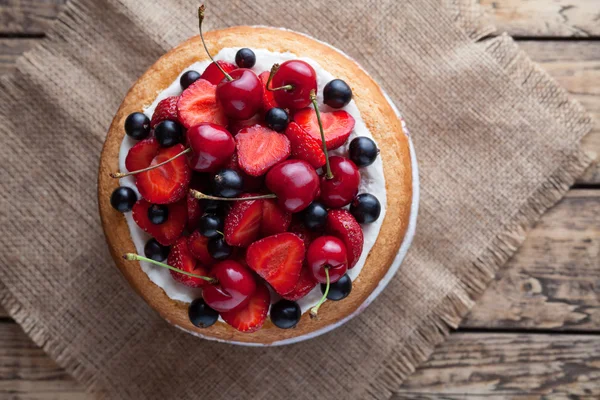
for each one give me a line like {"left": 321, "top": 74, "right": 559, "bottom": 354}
{"left": 201, "top": 60, "right": 236, "bottom": 85}
{"left": 269, "top": 60, "right": 317, "bottom": 110}
{"left": 319, "top": 156, "right": 360, "bottom": 208}
{"left": 307, "top": 236, "right": 348, "bottom": 284}
{"left": 217, "top": 69, "right": 263, "bottom": 120}
{"left": 186, "top": 123, "right": 235, "bottom": 172}
{"left": 202, "top": 260, "right": 257, "bottom": 313}
{"left": 265, "top": 159, "right": 320, "bottom": 213}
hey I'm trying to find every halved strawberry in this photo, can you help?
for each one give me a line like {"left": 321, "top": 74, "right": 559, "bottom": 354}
{"left": 187, "top": 230, "right": 216, "bottom": 267}
{"left": 225, "top": 151, "right": 265, "bottom": 191}
{"left": 282, "top": 262, "right": 318, "bottom": 301}
{"left": 221, "top": 282, "right": 270, "bottom": 333}
{"left": 326, "top": 209, "right": 364, "bottom": 268}
{"left": 284, "top": 122, "right": 326, "bottom": 168}
{"left": 258, "top": 71, "right": 279, "bottom": 110}
{"left": 151, "top": 96, "right": 179, "bottom": 128}
{"left": 125, "top": 137, "right": 161, "bottom": 172}
{"left": 224, "top": 195, "right": 264, "bottom": 247}
{"left": 294, "top": 108, "right": 355, "bottom": 150}
{"left": 261, "top": 198, "right": 291, "bottom": 236}
{"left": 288, "top": 220, "right": 317, "bottom": 252}
{"left": 236, "top": 125, "right": 291, "bottom": 177}
{"left": 132, "top": 198, "right": 187, "bottom": 246}
{"left": 246, "top": 232, "right": 305, "bottom": 295}
{"left": 228, "top": 115, "right": 264, "bottom": 136}
{"left": 201, "top": 60, "right": 236, "bottom": 85}
{"left": 135, "top": 143, "right": 191, "bottom": 204}
{"left": 177, "top": 79, "right": 227, "bottom": 128}
{"left": 168, "top": 237, "right": 211, "bottom": 288}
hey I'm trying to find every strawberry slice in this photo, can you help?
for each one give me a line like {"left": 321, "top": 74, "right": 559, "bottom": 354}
{"left": 135, "top": 143, "right": 191, "bottom": 204}
{"left": 258, "top": 71, "right": 279, "bottom": 110}
{"left": 246, "top": 232, "right": 305, "bottom": 295}
{"left": 221, "top": 282, "right": 270, "bottom": 333}
{"left": 177, "top": 79, "right": 227, "bottom": 128}
{"left": 151, "top": 96, "right": 179, "bottom": 128}
{"left": 236, "top": 125, "right": 291, "bottom": 177}
{"left": 261, "top": 198, "right": 291, "bottom": 236}
{"left": 293, "top": 108, "right": 355, "bottom": 150}
{"left": 225, "top": 151, "right": 265, "bottom": 191}
{"left": 125, "top": 137, "right": 161, "bottom": 172}
{"left": 284, "top": 122, "right": 326, "bottom": 168}
{"left": 282, "top": 262, "right": 318, "bottom": 301}
{"left": 187, "top": 230, "right": 216, "bottom": 267}
{"left": 288, "top": 220, "right": 317, "bottom": 252}
{"left": 132, "top": 198, "right": 187, "bottom": 246}
{"left": 186, "top": 192, "right": 202, "bottom": 230}
{"left": 228, "top": 115, "right": 264, "bottom": 136}
{"left": 201, "top": 60, "right": 236, "bottom": 85}
{"left": 224, "top": 195, "right": 264, "bottom": 247}
{"left": 168, "top": 237, "right": 211, "bottom": 288}
{"left": 326, "top": 209, "right": 364, "bottom": 268}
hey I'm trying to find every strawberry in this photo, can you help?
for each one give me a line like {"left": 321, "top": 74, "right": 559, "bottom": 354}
{"left": 228, "top": 115, "right": 264, "bottom": 136}
{"left": 289, "top": 220, "right": 317, "bottom": 252}
{"left": 246, "top": 232, "right": 305, "bottom": 295}
{"left": 125, "top": 137, "right": 161, "bottom": 173}
{"left": 293, "top": 108, "right": 355, "bottom": 150}
{"left": 284, "top": 122, "right": 325, "bottom": 168}
{"left": 132, "top": 198, "right": 187, "bottom": 246}
{"left": 187, "top": 230, "right": 216, "bottom": 267}
{"left": 282, "top": 262, "right": 318, "bottom": 301}
{"left": 224, "top": 195, "right": 264, "bottom": 247}
{"left": 258, "top": 71, "right": 279, "bottom": 110}
{"left": 151, "top": 96, "right": 179, "bottom": 128}
{"left": 168, "top": 237, "right": 211, "bottom": 288}
{"left": 225, "top": 151, "right": 265, "bottom": 191}
{"left": 261, "top": 198, "right": 291, "bottom": 236}
{"left": 201, "top": 60, "right": 236, "bottom": 85}
{"left": 177, "top": 79, "right": 227, "bottom": 128}
{"left": 221, "top": 282, "right": 270, "bottom": 333}
{"left": 187, "top": 174, "right": 208, "bottom": 230}
{"left": 326, "top": 209, "right": 364, "bottom": 268}
{"left": 236, "top": 125, "right": 291, "bottom": 177}
{"left": 135, "top": 143, "right": 191, "bottom": 204}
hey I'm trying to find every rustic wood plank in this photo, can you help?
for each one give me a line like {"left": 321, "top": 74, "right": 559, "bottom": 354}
{"left": 0, "top": 38, "right": 41, "bottom": 76}
{"left": 0, "top": 306, "right": 7, "bottom": 318}
{"left": 480, "top": 0, "right": 600, "bottom": 37}
{"left": 0, "top": 0, "right": 65, "bottom": 35}
{"left": 394, "top": 332, "right": 600, "bottom": 399}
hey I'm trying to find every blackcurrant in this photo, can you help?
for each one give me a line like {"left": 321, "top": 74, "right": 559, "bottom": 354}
{"left": 349, "top": 136, "right": 379, "bottom": 167}
{"left": 180, "top": 70, "right": 201, "bottom": 90}
{"left": 322, "top": 273, "right": 352, "bottom": 301}
{"left": 144, "top": 238, "right": 170, "bottom": 262}
{"left": 350, "top": 193, "right": 381, "bottom": 223}
{"left": 235, "top": 48, "right": 256, "bottom": 68}
{"left": 323, "top": 79, "right": 352, "bottom": 109}
{"left": 147, "top": 204, "right": 169, "bottom": 225}
{"left": 212, "top": 169, "right": 243, "bottom": 198}
{"left": 199, "top": 213, "right": 224, "bottom": 238}
{"left": 303, "top": 202, "right": 328, "bottom": 231}
{"left": 201, "top": 199, "right": 225, "bottom": 215}
{"left": 208, "top": 237, "right": 232, "bottom": 260}
{"left": 270, "top": 300, "right": 301, "bottom": 329}
{"left": 155, "top": 120, "right": 183, "bottom": 147}
{"left": 124, "top": 112, "right": 150, "bottom": 140}
{"left": 265, "top": 107, "right": 290, "bottom": 132}
{"left": 188, "top": 298, "right": 219, "bottom": 328}
{"left": 110, "top": 186, "right": 137, "bottom": 212}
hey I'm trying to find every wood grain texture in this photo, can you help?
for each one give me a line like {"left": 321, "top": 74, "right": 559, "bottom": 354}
{"left": 0, "top": 38, "right": 39, "bottom": 75}
{"left": 479, "top": 0, "right": 600, "bottom": 37}
{"left": 0, "top": 0, "right": 65, "bottom": 35}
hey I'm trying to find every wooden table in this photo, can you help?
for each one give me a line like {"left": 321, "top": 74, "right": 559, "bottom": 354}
{"left": 1, "top": 1, "right": 599, "bottom": 398}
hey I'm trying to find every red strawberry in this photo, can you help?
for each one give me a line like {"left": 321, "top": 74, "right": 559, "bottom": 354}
{"left": 288, "top": 220, "right": 317, "bottom": 252}
{"left": 258, "top": 71, "right": 279, "bottom": 110}
{"left": 224, "top": 195, "right": 264, "bottom": 247}
{"left": 135, "top": 143, "right": 191, "bottom": 204}
{"left": 326, "top": 209, "right": 364, "bottom": 268}
{"left": 246, "top": 232, "right": 305, "bottom": 295}
{"left": 236, "top": 125, "right": 291, "bottom": 177}
{"left": 225, "top": 151, "right": 265, "bottom": 191}
{"left": 187, "top": 230, "right": 216, "bottom": 267}
{"left": 125, "top": 137, "right": 161, "bottom": 172}
{"left": 293, "top": 108, "right": 355, "bottom": 150}
{"left": 151, "top": 96, "right": 179, "bottom": 128}
{"left": 282, "top": 262, "right": 318, "bottom": 301}
{"left": 177, "top": 79, "right": 227, "bottom": 128}
{"left": 228, "top": 115, "right": 264, "bottom": 136}
{"left": 201, "top": 60, "right": 236, "bottom": 85}
{"left": 261, "top": 199, "right": 291, "bottom": 236}
{"left": 132, "top": 198, "right": 187, "bottom": 246}
{"left": 168, "top": 237, "right": 211, "bottom": 288}
{"left": 221, "top": 282, "right": 270, "bottom": 333}
{"left": 284, "top": 122, "right": 326, "bottom": 168}
{"left": 186, "top": 192, "right": 202, "bottom": 230}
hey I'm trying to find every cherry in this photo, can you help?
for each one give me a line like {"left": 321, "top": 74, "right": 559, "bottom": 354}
{"left": 267, "top": 60, "right": 317, "bottom": 110}
{"left": 186, "top": 123, "right": 235, "bottom": 172}
{"left": 265, "top": 160, "right": 320, "bottom": 213}
{"left": 202, "top": 260, "right": 257, "bottom": 312}
{"left": 319, "top": 156, "right": 360, "bottom": 208}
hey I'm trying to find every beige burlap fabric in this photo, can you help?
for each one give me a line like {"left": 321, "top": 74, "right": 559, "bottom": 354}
{"left": 0, "top": 0, "right": 593, "bottom": 398}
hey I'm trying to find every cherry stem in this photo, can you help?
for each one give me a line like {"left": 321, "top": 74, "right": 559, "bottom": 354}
{"left": 310, "top": 268, "right": 329, "bottom": 319}
{"left": 266, "top": 63, "right": 294, "bottom": 92}
{"left": 198, "top": 5, "right": 233, "bottom": 82}
{"left": 190, "top": 189, "right": 277, "bottom": 202}
{"left": 123, "top": 253, "right": 216, "bottom": 283}
{"left": 110, "top": 147, "right": 191, "bottom": 179}
{"left": 310, "top": 89, "right": 333, "bottom": 179}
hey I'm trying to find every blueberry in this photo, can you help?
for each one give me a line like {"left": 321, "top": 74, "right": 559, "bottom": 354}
{"left": 147, "top": 204, "right": 169, "bottom": 225}
{"left": 322, "top": 273, "right": 352, "bottom": 301}
{"left": 323, "top": 79, "right": 352, "bottom": 109}
{"left": 110, "top": 186, "right": 137, "bottom": 212}
{"left": 188, "top": 298, "right": 219, "bottom": 328}
{"left": 155, "top": 120, "right": 183, "bottom": 147}
{"left": 208, "top": 237, "right": 232, "bottom": 260}
{"left": 201, "top": 199, "right": 225, "bottom": 215}
{"left": 302, "top": 202, "right": 328, "bottom": 231}
{"left": 180, "top": 70, "right": 201, "bottom": 90}
{"left": 124, "top": 112, "right": 150, "bottom": 140}
{"left": 144, "top": 238, "right": 170, "bottom": 262}
{"left": 349, "top": 137, "right": 379, "bottom": 167}
{"left": 235, "top": 48, "right": 256, "bottom": 68}
{"left": 270, "top": 300, "right": 301, "bottom": 329}
{"left": 265, "top": 107, "right": 290, "bottom": 132}
{"left": 212, "top": 169, "right": 243, "bottom": 198}
{"left": 350, "top": 193, "right": 381, "bottom": 223}
{"left": 199, "top": 213, "right": 224, "bottom": 238}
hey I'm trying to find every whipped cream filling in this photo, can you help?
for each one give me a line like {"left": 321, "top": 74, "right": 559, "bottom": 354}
{"left": 118, "top": 48, "right": 387, "bottom": 314}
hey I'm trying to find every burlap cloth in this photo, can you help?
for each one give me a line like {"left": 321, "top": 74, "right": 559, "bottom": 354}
{"left": 0, "top": 0, "right": 593, "bottom": 398}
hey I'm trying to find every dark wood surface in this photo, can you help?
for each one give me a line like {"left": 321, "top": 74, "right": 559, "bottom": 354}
{"left": 1, "top": 0, "right": 599, "bottom": 398}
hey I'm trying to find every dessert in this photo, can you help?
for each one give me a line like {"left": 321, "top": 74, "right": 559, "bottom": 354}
{"left": 98, "top": 5, "right": 415, "bottom": 345}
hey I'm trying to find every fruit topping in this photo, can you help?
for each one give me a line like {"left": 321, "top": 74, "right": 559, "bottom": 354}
{"left": 260, "top": 198, "right": 291, "bottom": 237}
{"left": 208, "top": 237, "right": 233, "bottom": 260}
{"left": 168, "top": 237, "right": 212, "bottom": 288}
{"left": 267, "top": 60, "right": 317, "bottom": 110}
{"left": 236, "top": 125, "right": 291, "bottom": 177}
{"left": 212, "top": 168, "right": 243, "bottom": 198}
{"left": 265, "top": 107, "right": 289, "bottom": 132}
{"left": 125, "top": 137, "right": 161, "bottom": 173}
{"left": 110, "top": 186, "right": 137, "bottom": 212}
{"left": 155, "top": 120, "right": 184, "bottom": 147}
{"left": 200, "top": 60, "right": 236, "bottom": 85}
{"left": 221, "top": 282, "right": 270, "bottom": 332}
{"left": 270, "top": 300, "right": 301, "bottom": 329}
{"left": 124, "top": 112, "right": 151, "bottom": 140}
{"left": 144, "top": 238, "right": 170, "bottom": 262}
{"left": 235, "top": 48, "right": 256, "bottom": 69}
{"left": 282, "top": 263, "right": 318, "bottom": 301}
{"left": 293, "top": 107, "right": 355, "bottom": 151}
{"left": 326, "top": 209, "right": 363, "bottom": 268}
{"left": 319, "top": 156, "right": 360, "bottom": 208}
{"left": 265, "top": 159, "right": 320, "bottom": 213}
{"left": 132, "top": 198, "right": 187, "bottom": 246}
{"left": 349, "top": 136, "right": 379, "bottom": 167}
{"left": 224, "top": 195, "right": 263, "bottom": 247}
{"left": 188, "top": 298, "right": 219, "bottom": 328}
{"left": 258, "top": 71, "right": 279, "bottom": 110}
{"left": 323, "top": 79, "right": 353, "bottom": 109}
{"left": 284, "top": 121, "right": 326, "bottom": 168}
{"left": 177, "top": 79, "right": 227, "bottom": 128}
{"left": 147, "top": 204, "right": 169, "bottom": 225}
{"left": 187, "top": 230, "right": 217, "bottom": 267}
{"left": 350, "top": 193, "right": 381, "bottom": 224}
{"left": 198, "top": 213, "right": 224, "bottom": 239}
{"left": 302, "top": 201, "right": 328, "bottom": 231}
{"left": 186, "top": 123, "right": 235, "bottom": 172}
{"left": 202, "top": 260, "right": 257, "bottom": 312}
{"left": 322, "top": 273, "right": 352, "bottom": 301}
{"left": 151, "top": 96, "right": 179, "bottom": 128}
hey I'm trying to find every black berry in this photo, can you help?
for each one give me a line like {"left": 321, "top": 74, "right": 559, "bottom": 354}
{"left": 188, "top": 298, "right": 219, "bottom": 328}
{"left": 349, "top": 137, "right": 379, "bottom": 167}
{"left": 155, "top": 120, "right": 183, "bottom": 147}
{"left": 144, "top": 238, "right": 170, "bottom": 262}
{"left": 235, "top": 48, "right": 256, "bottom": 68}
{"left": 124, "top": 112, "right": 150, "bottom": 140}
{"left": 350, "top": 193, "right": 381, "bottom": 223}
{"left": 265, "top": 107, "right": 290, "bottom": 132}
{"left": 147, "top": 204, "right": 169, "bottom": 225}
{"left": 322, "top": 274, "right": 352, "bottom": 301}
{"left": 180, "top": 70, "right": 201, "bottom": 90}
{"left": 270, "top": 300, "right": 301, "bottom": 329}
{"left": 208, "top": 237, "right": 232, "bottom": 260}
{"left": 323, "top": 79, "right": 352, "bottom": 109}
{"left": 110, "top": 186, "right": 137, "bottom": 212}
{"left": 199, "top": 213, "right": 224, "bottom": 238}
{"left": 212, "top": 169, "right": 243, "bottom": 198}
{"left": 201, "top": 199, "right": 225, "bottom": 215}
{"left": 303, "top": 202, "right": 328, "bottom": 231}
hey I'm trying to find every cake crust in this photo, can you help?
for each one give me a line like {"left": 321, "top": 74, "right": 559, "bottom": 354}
{"left": 98, "top": 26, "right": 413, "bottom": 344}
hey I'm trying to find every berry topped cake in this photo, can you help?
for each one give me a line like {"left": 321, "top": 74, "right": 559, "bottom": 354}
{"left": 98, "top": 5, "right": 417, "bottom": 345}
